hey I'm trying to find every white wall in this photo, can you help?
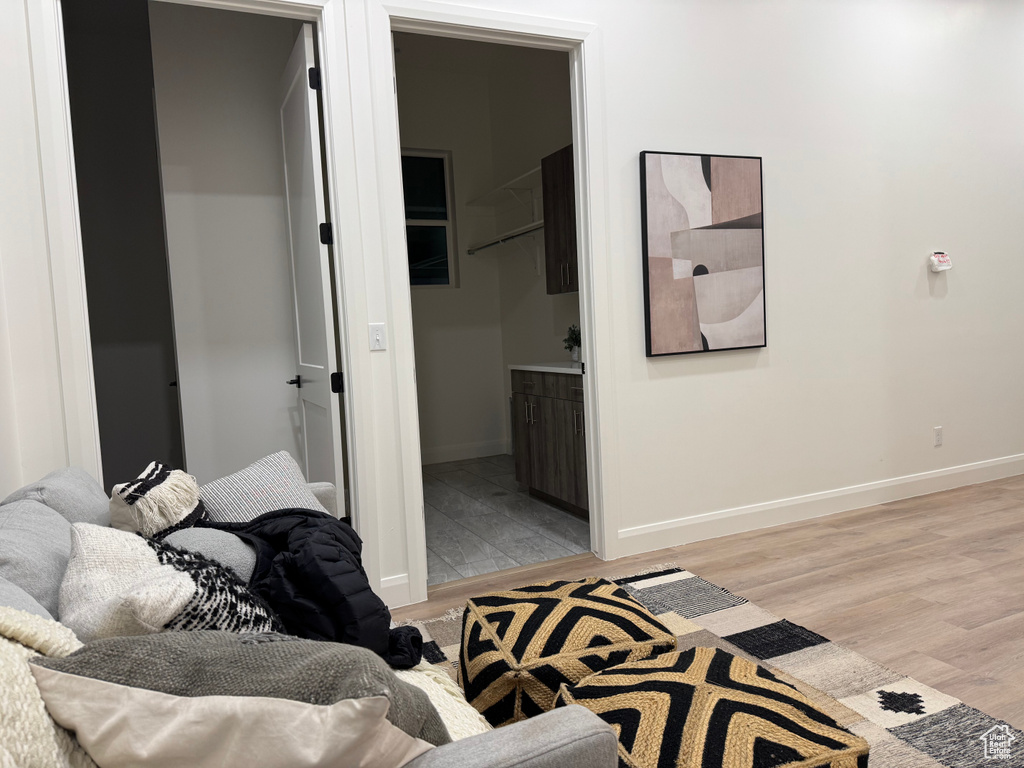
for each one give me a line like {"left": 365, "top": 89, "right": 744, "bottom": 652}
{"left": 378, "top": 0, "right": 1024, "bottom": 577}
{"left": 9, "top": 0, "right": 1024, "bottom": 606}
{"left": 150, "top": 4, "right": 304, "bottom": 483}
{"left": 0, "top": 0, "right": 69, "bottom": 496}
{"left": 396, "top": 34, "right": 507, "bottom": 465}
{"left": 583, "top": 0, "right": 1024, "bottom": 552}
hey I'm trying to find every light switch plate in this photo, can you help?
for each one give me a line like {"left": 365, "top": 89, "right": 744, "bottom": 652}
{"left": 369, "top": 323, "right": 387, "bottom": 351}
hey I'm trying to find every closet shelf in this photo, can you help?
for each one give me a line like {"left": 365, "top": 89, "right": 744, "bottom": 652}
{"left": 467, "top": 220, "right": 544, "bottom": 255}
{"left": 467, "top": 166, "right": 542, "bottom": 208}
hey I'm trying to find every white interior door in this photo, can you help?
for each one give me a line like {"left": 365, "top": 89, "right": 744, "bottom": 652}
{"left": 280, "top": 24, "right": 343, "bottom": 490}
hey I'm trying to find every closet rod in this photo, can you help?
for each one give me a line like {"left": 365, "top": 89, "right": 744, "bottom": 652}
{"left": 466, "top": 220, "right": 544, "bottom": 255}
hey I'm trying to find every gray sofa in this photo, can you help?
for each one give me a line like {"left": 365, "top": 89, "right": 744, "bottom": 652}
{"left": 0, "top": 467, "right": 617, "bottom": 768}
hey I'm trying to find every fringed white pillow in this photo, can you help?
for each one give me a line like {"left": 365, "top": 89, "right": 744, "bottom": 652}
{"left": 109, "top": 462, "right": 206, "bottom": 539}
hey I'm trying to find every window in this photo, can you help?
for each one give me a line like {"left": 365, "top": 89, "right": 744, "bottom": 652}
{"left": 401, "top": 150, "right": 458, "bottom": 287}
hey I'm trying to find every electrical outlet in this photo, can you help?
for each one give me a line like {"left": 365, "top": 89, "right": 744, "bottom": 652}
{"left": 934, "top": 426, "right": 943, "bottom": 447}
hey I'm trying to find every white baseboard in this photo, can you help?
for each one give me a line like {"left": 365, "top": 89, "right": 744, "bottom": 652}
{"left": 420, "top": 439, "right": 508, "bottom": 466}
{"left": 378, "top": 573, "right": 411, "bottom": 607}
{"left": 614, "top": 452, "right": 1024, "bottom": 558}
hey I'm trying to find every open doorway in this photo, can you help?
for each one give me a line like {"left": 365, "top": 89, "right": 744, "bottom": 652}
{"left": 61, "top": 0, "right": 349, "bottom": 511}
{"left": 394, "top": 33, "right": 590, "bottom": 585}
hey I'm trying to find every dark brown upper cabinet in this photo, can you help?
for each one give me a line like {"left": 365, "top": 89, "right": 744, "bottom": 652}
{"left": 542, "top": 144, "right": 578, "bottom": 294}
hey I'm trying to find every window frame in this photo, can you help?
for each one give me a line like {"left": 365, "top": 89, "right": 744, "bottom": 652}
{"left": 401, "top": 148, "right": 459, "bottom": 288}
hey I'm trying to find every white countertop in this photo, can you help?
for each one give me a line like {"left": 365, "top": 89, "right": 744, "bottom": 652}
{"left": 509, "top": 362, "right": 583, "bottom": 375}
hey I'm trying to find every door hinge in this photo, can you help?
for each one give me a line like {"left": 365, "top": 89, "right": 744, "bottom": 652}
{"left": 319, "top": 223, "right": 333, "bottom": 245}
{"left": 331, "top": 371, "right": 344, "bottom": 394}
{"left": 581, "top": 362, "right": 586, "bottom": 375}
{"left": 308, "top": 67, "right": 321, "bottom": 90}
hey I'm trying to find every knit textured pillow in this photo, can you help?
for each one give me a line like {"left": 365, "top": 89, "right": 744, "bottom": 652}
{"left": 59, "top": 524, "right": 281, "bottom": 643}
{"left": 0, "top": 606, "right": 95, "bottom": 768}
{"left": 109, "top": 461, "right": 207, "bottom": 539}
{"left": 200, "top": 451, "right": 328, "bottom": 523}
{"left": 554, "top": 646, "right": 870, "bottom": 768}
{"left": 459, "top": 577, "right": 676, "bottom": 726}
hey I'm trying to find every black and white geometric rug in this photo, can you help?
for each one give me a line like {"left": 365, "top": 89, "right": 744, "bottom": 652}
{"left": 406, "top": 566, "right": 1024, "bottom": 767}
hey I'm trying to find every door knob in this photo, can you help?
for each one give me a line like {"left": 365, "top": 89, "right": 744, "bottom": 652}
{"left": 287, "top": 375, "right": 302, "bottom": 388}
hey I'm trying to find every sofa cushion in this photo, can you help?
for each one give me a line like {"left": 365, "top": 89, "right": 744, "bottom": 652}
{"left": 459, "top": 578, "right": 676, "bottom": 726}
{"left": 59, "top": 524, "right": 280, "bottom": 643}
{"left": 0, "top": 499, "right": 72, "bottom": 617}
{"left": 0, "top": 575, "right": 53, "bottom": 620}
{"left": 554, "top": 646, "right": 870, "bottom": 768}
{"left": 2, "top": 466, "right": 109, "bottom": 526}
{"left": 30, "top": 631, "right": 450, "bottom": 768}
{"left": 308, "top": 481, "right": 340, "bottom": 518}
{"left": 200, "top": 451, "right": 328, "bottom": 523}
{"left": 162, "top": 528, "right": 257, "bottom": 582}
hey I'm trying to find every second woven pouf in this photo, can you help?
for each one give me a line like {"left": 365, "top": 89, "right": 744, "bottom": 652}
{"left": 554, "top": 646, "right": 870, "bottom": 768}
{"left": 459, "top": 577, "right": 676, "bottom": 726}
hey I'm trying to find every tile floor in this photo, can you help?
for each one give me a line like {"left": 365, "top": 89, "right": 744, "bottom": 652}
{"left": 423, "top": 454, "right": 591, "bottom": 585}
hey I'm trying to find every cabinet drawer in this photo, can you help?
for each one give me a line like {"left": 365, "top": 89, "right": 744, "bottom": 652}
{"left": 539, "top": 372, "right": 583, "bottom": 401}
{"left": 564, "top": 377, "right": 585, "bottom": 403}
{"left": 511, "top": 369, "right": 540, "bottom": 394}
{"left": 511, "top": 370, "right": 584, "bottom": 401}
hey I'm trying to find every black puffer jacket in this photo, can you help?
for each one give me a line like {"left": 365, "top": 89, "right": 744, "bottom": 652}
{"left": 199, "top": 509, "right": 421, "bottom": 668}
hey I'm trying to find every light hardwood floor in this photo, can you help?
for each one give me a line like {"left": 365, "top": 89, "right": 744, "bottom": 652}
{"left": 393, "top": 473, "right": 1024, "bottom": 728}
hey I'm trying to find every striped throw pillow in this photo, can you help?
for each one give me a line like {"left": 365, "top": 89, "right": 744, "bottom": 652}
{"left": 200, "top": 452, "right": 327, "bottom": 524}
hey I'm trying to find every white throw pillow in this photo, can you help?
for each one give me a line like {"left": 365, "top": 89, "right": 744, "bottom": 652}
{"left": 30, "top": 670, "right": 431, "bottom": 768}
{"left": 59, "top": 525, "right": 193, "bottom": 642}
{"left": 58, "top": 524, "right": 279, "bottom": 643}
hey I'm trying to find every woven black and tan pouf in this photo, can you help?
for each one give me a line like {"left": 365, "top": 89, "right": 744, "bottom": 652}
{"left": 554, "top": 646, "right": 870, "bottom": 768}
{"left": 459, "top": 577, "right": 676, "bottom": 726}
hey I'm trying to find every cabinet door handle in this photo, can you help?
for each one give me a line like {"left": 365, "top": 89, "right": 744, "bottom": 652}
{"left": 525, "top": 401, "right": 531, "bottom": 424}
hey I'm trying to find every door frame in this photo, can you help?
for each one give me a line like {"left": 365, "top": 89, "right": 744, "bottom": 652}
{"left": 24, "top": 0, "right": 374, "bottom": 576}
{"left": 27, "top": 0, "right": 617, "bottom": 605}
{"left": 378, "top": 3, "right": 615, "bottom": 573}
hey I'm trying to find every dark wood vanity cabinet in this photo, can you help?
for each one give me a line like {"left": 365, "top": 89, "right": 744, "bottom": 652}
{"left": 542, "top": 144, "right": 578, "bottom": 295}
{"left": 511, "top": 369, "right": 588, "bottom": 517}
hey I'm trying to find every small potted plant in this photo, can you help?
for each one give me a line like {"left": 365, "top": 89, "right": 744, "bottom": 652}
{"left": 563, "top": 324, "right": 581, "bottom": 362}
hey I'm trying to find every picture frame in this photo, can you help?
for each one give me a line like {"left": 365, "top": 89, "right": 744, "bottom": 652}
{"left": 640, "top": 151, "right": 766, "bottom": 357}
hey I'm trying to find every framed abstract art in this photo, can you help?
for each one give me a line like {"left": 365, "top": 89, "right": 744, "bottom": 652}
{"left": 640, "top": 151, "right": 766, "bottom": 357}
